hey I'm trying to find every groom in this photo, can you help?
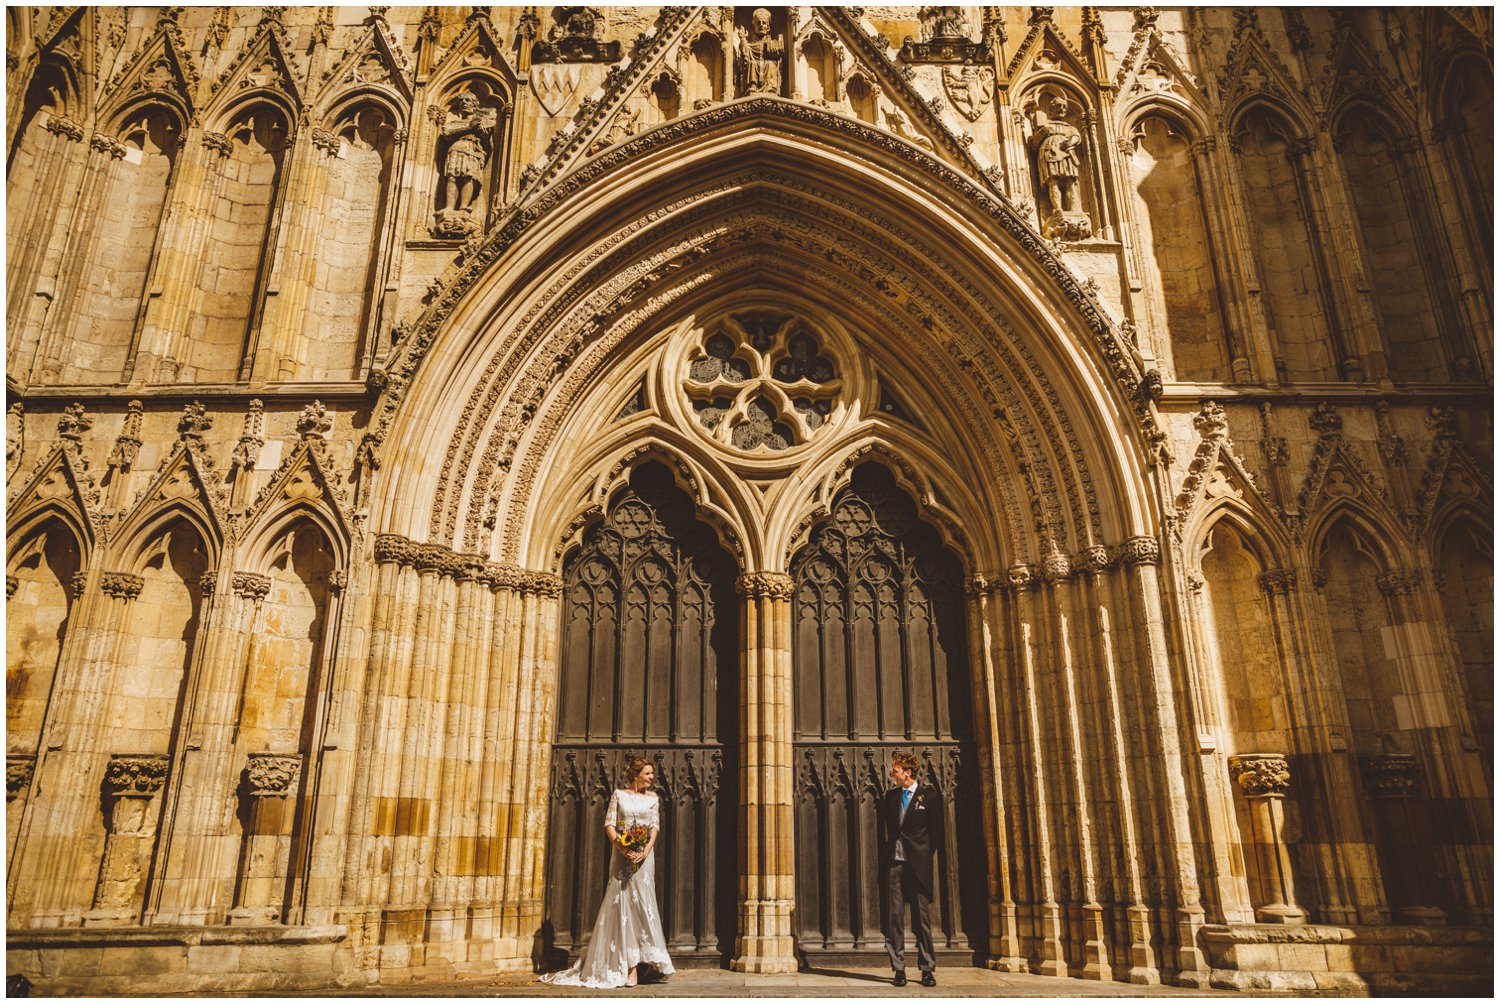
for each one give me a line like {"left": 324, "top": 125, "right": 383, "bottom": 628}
{"left": 879, "top": 751, "right": 941, "bottom": 988}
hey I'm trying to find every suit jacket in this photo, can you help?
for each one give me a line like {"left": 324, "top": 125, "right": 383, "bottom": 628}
{"left": 878, "top": 783, "right": 944, "bottom": 898}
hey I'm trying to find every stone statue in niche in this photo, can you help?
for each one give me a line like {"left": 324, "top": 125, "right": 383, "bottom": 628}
{"left": 735, "top": 8, "right": 784, "bottom": 96}
{"left": 433, "top": 92, "right": 497, "bottom": 238}
{"left": 1025, "top": 92, "right": 1092, "bottom": 240}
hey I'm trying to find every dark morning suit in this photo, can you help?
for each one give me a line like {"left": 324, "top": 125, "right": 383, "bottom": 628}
{"left": 879, "top": 781, "right": 943, "bottom": 973}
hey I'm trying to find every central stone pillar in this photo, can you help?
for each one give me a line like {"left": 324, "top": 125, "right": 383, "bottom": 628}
{"left": 227, "top": 752, "right": 303, "bottom": 925}
{"left": 1228, "top": 753, "right": 1305, "bottom": 924}
{"left": 731, "top": 571, "right": 798, "bottom": 974}
{"left": 84, "top": 754, "right": 170, "bottom": 926}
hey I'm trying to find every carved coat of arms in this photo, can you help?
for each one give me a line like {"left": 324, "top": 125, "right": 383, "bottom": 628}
{"left": 942, "top": 64, "right": 995, "bottom": 121}
{"left": 531, "top": 62, "right": 581, "bottom": 116}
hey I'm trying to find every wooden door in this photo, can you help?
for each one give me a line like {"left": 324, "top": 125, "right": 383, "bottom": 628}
{"left": 543, "top": 463, "right": 738, "bottom": 966}
{"left": 791, "top": 462, "right": 987, "bottom": 963}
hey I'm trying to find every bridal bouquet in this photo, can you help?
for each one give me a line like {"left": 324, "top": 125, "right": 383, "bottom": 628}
{"left": 619, "top": 825, "right": 651, "bottom": 868}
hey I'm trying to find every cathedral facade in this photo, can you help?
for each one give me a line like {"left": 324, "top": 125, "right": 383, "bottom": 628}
{"left": 5, "top": 6, "right": 1492, "bottom": 993}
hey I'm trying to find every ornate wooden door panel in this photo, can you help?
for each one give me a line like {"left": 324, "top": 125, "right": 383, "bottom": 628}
{"left": 791, "top": 463, "right": 987, "bottom": 961}
{"left": 544, "top": 464, "right": 738, "bottom": 965}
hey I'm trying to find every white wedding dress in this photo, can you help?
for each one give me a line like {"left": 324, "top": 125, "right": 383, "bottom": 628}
{"left": 540, "top": 788, "right": 676, "bottom": 988}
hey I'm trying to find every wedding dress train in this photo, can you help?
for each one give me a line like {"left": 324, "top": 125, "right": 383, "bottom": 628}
{"left": 540, "top": 789, "right": 675, "bottom": 988}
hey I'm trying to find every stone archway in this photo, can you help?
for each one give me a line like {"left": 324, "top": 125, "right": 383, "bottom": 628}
{"left": 542, "top": 462, "right": 740, "bottom": 966}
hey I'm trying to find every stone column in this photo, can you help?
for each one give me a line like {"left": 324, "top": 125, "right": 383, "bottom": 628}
{"left": 1119, "top": 536, "right": 1208, "bottom": 985}
{"left": 1227, "top": 753, "right": 1304, "bottom": 924}
{"left": 1282, "top": 138, "right": 1364, "bottom": 381}
{"left": 83, "top": 754, "right": 170, "bottom": 926}
{"left": 1361, "top": 753, "right": 1446, "bottom": 926}
{"left": 1008, "top": 564, "right": 1066, "bottom": 976}
{"left": 730, "top": 571, "right": 798, "bottom": 974}
{"left": 964, "top": 576, "right": 1024, "bottom": 972}
{"left": 227, "top": 752, "right": 302, "bottom": 925}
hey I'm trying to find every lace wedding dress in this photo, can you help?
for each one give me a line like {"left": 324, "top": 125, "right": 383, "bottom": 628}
{"left": 540, "top": 788, "right": 676, "bottom": 988}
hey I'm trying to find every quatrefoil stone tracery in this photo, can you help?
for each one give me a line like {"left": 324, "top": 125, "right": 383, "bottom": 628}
{"left": 683, "top": 314, "right": 841, "bottom": 453}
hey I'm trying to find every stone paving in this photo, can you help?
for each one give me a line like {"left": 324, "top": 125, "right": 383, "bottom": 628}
{"left": 300, "top": 966, "right": 1314, "bottom": 998}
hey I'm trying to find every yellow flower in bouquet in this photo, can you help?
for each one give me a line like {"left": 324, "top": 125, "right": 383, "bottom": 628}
{"left": 619, "top": 824, "right": 651, "bottom": 869}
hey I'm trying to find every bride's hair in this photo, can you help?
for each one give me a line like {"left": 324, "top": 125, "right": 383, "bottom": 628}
{"left": 624, "top": 756, "right": 652, "bottom": 783}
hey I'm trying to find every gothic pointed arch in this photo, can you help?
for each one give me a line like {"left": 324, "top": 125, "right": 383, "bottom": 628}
{"left": 238, "top": 438, "right": 356, "bottom": 574}
{"left": 97, "top": 14, "right": 197, "bottom": 129}
{"left": 1219, "top": 11, "right": 1316, "bottom": 137}
{"left": 1114, "top": 12, "right": 1211, "bottom": 133}
{"left": 112, "top": 442, "right": 228, "bottom": 575}
{"left": 311, "top": 10, "right": 413, "bottom": 113}
{"left": 367, "top": 98, "right": 1158, "bottom": 583}
{"left": 1176, "top": 404, "right": 1286, "bottom": 561}
{"left": 201, "top": 14, "right": 302, "bottom": 126}
{"left": 7, "top": 445, "right": 99, "bottom": 560}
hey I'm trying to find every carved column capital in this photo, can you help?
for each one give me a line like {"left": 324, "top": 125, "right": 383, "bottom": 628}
{"left": 243, "top": 752, "right": 302, "bottom": 797}
{"left": 519, "top": 570, "right": 563, "bottom": 598}
{"left": 102, "top": 754, "right": 170, "bottom": 799}
{"left": 373, "top": 532, "right": 419, "bottom": 567}
{"left": 7, "top": 755, "right": 36, "bottom": 800}
{"left": 201, "top": 130, "right": 233, "bottom": 157}
{"left": 1039, "top": 550, "right": 1072, "bottom": 583}
{"left": 965, "top": 572, "right": 1006, "bottom": 599}
{"left": 1076, "top": 545, "right": 1113, "bottom": 575}
{"left": 736, "top": 571, "right": 794, "bottom": 600}
{"left": 310, "top": 127, "right": 340, "bottom": 156}
{"left": 1006, "top": 562, "right": 1040, "bottom": 591}
{"left": 1188, "top": 135, "right": 1217, "bottom": 158}
{"left": 1285, "top": 137, "right": 1318, "bottom": 162}
{"left": 90, "top": 132, "right": 128, "bottom": 158}
{"left": 1258, "top": 569, "right": 1298, "bottom": 596}
{"left": 100, "top": 572, "right": 145, "bottom": 600}
{"left": 44, "top": 115, "right": 85, "bottom": 141}
{"left": 1228, "top": 753, "right": 1291, "bottom": 798}
{"left": 1120, "top": 536, "right": 1161, "bottom": 566}
{"left": 483, "top": 561, "right": 523, "bottom": 591}
{"left": 1376, "top": 570, "right": 1419, "bottom": 597}
{"left": 231, "top": 571, "right": 272, "bottom": 601}
{"left": 1361, "top": 753, "right": 1419, "bottom": 798}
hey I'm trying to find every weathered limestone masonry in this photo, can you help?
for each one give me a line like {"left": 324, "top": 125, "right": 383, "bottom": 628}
{"left": 5, "top": 5, "right": 1492, "bottom": 995}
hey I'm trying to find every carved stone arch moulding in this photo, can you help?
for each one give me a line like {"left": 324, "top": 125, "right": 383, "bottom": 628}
{"left": 425, "top": 186, "right": 1098, "bottom": 560}
{"left": 550, "top": 443, "right": 747, "bottom": 574}
{"left": 485, "top": 245, "right": 1045, "bottom": 567}
{"left": 9, "top": 445, "right": 101, "bottom": 550}
{"left": 373, "top": 98, "right": 1143, "bottom": 414}
{"left": 371, "top": 102, "right": 1165, "bottom": 566}
{"left": 783, "top": 442, "right": 975, "bottom": 570}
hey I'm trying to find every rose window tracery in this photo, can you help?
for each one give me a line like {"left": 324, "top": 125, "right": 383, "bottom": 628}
{"left": 683, "top": 313, "right": 841, "bottom": 452}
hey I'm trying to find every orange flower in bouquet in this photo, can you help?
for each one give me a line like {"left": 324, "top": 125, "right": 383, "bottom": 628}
{"left": 619, "top": 824, "right": 651, "bottom": 868}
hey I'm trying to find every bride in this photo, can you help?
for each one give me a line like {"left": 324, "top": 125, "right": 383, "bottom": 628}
{"left": 541, "top": 757, "right": 675, "bottom": 988}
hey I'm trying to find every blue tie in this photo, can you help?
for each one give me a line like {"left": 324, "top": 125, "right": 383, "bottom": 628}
{"left": 901, "top": 788, "right": 912, "bottom": 813}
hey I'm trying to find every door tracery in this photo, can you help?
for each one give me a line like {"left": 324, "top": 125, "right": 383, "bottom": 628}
{"left": 790, "top": 462, "right": 986, "bottom": 962}
{"left": 544, "top": 462, "right": 738, "bottom": 965}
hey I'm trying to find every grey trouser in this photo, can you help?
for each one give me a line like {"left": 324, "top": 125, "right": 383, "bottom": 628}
{"left": 884, "top": 863, "right": 936, "bottom": 973}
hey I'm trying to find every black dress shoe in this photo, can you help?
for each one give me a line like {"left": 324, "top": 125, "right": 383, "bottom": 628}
{"left": 892, "top": 970, "right": 907, "bottom": 987}
{"left": 920, "top": 971, "right": 936, "bottom": 987}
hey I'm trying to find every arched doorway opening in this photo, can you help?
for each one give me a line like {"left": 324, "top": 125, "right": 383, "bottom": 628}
{"left": 790, "top": 462, "right": 987, "bottom": 964}
{"left": 543, "top": 462, "right": 740, "bottom": 966}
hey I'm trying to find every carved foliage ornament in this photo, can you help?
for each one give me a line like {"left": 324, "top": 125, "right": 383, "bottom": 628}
{"left": 1361, "top": 753, "right": 1418, "bottom": 798}
{"left": 244, "top": 752, "right": 301, "bottom": 797}
{"left": 1228, "top": 753, "right": 1291, "bottom": 798}
{"left": 103, "top": 754, "right": 170, "bottom": 798}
